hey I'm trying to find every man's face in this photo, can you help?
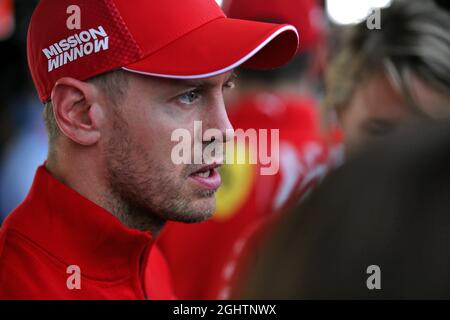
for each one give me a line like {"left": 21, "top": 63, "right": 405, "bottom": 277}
{"left": 104, "top": 71, "right": 235, "bottom": 224}
{"left": 338, "top": 72, "right": 450, "bottom": 156}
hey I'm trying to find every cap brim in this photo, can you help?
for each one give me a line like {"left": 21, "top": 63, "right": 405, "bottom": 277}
{"left": 122, "top": 17, "right": 299, "bottom": 79}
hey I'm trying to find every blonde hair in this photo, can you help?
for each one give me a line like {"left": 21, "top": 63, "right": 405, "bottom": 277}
{"left": 323, "top": 0, "right": 450, "bottom": 128}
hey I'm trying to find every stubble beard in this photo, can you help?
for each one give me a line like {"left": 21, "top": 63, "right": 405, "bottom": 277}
{"left": 104, "top": 113, "right": 215, "bottom": 233}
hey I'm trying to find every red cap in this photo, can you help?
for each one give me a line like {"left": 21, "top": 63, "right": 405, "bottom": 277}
{"left": 27, "top": 0, "right": 299, "bottom": 102}
{"left": 223, "top": 0, "right": 324, "bottom": 53}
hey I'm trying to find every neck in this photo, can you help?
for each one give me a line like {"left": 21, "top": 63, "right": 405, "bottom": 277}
{"left": 100, "top": 187, "right": 166, "bottom": 236}
{"left": 45, "top": 148, "right": 165, "bottom": 237}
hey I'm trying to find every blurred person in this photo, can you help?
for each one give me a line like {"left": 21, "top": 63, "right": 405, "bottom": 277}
{"left": 324, "top": 0, "right": 450, "bottom": 157}
{"left": 0, "top": 0, "right": 299, "bottom": 299}
{"left": 0, "top": 0, "right": 14, "bottom": 40}
{"left": 158, "top": 0, "right": 343, "bottom": 300}
{"left": 240, "top": 0, "right": 450, "bottom": 299}
{"left": 243, "top": 120, "right": 450, "bottom": 299}
{"left": 223, "top": 0, "right": 328, "bottom": 97}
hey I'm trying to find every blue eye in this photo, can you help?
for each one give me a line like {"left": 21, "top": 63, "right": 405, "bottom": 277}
{"left": 179, "top": 90, "right": 201, "bottom": 105}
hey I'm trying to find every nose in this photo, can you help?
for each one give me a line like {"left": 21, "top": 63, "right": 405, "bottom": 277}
{"left": 203, "top": 94, "right": 234, "bottom": 144}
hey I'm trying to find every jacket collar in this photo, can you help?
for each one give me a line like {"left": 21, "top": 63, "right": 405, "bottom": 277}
{"left": 5, "top": 165, "right": 154, "bottom": 282}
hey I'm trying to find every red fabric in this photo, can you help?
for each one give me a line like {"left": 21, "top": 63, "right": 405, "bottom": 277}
{"left": 0, "top": 165, "right": 175, "bottom": 300}
{"left": 158, "top": 93, "right": 344, "bottom": 299}
{"left": 27, "top": 0, "right": 298, "bottom": 102}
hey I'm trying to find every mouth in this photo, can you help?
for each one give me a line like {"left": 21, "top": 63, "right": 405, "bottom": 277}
{"left": 188, "top": 163, "right": 222, "bottom": 191}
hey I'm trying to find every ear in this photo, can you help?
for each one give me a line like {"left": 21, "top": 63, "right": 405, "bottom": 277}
{"left": 51, "top": 77, "right": 104, "bottom": 146}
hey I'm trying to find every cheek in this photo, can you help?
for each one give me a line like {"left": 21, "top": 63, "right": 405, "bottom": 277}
{"left": 126, "top": 96, "right": 194, "bottom": 175}
{"left": 136, "top": 125, "right": 171, "bottom": 159}
{"left": 339, "top": 105, "right": 365, "bottom": 139}
{"left": 339, "top": 103, "right": 374, "bottom": 155}
{"left": 410, "top": 76, "right": 450, "bottom": 119}
{"left": 131, "top": 119, "right": 188, "bottom": 176}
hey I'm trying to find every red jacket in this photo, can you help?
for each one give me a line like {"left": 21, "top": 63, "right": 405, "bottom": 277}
{"left": 0, "top": 165, "right": 175, "bottom": 300}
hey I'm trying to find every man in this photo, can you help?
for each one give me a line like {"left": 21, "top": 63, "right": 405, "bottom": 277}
{"left": 0, "top": 0, "right": 298, "bottom": 299}
{"left": 323, "top": 0, "right": 450, "bottom": 156}
{"left": 159, "top": 0, "right": 342, "bottom": 299}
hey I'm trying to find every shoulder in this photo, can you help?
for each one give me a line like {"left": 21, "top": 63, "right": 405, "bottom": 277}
{"left": 0, "top": 219, "right": 66, "bottom": 299}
